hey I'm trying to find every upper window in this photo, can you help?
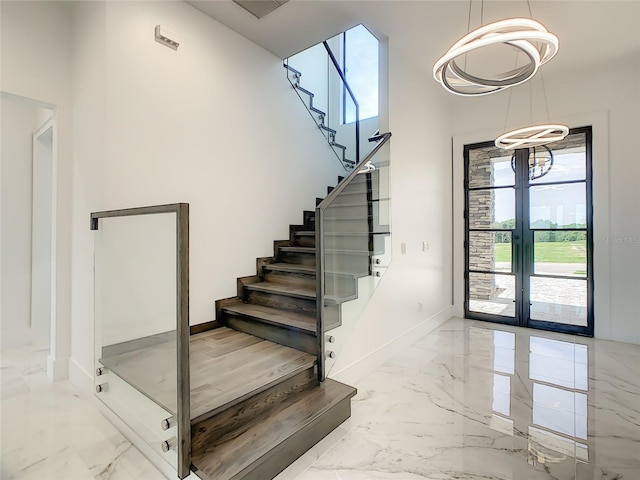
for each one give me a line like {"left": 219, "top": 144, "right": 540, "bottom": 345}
{"left": 342, "top": 25, "right": 379, "bottom": 124}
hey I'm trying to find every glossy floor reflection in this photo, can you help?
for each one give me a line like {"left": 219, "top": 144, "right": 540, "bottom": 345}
{"left": 2, "top": 319, "right": 639, "bottom": 480}
{"left": 278, "top": 318, "right": 640, "bottom": 480}
{"left": 0, "top": 345, "right": 165, "bottom": 480}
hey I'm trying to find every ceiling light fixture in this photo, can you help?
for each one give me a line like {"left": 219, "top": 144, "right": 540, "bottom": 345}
{"left": 495, "top": 52, "right": 568, "bottom": 150}
{"left": 433, "top": 3, "right": 559, "bottom": 96}
{"left": 496, "top": 124, "right": 569, "bottom": 150}
{"left": 510, "top": 144, "right": 554, "bottom": 181}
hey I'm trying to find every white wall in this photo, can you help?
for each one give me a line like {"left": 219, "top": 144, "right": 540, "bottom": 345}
{"left": 95, "top": 213, "right": 177, "bottom": 346}
{"left": 67, "top": 0, "right": 346, "bottom": 380}
{"left": 288, "top": 42, "right": 330, "bottom": 115}
{"left": 331, "top": 39, "right": 454, "bottom": 383}
{"left": 450, "top": 53, "right": 640, "bottom": 345}
{"left": 31, "top": 117, "right": 54, "bottom": 347}
{"left": 1, "top": 0, "right": 73, "bottom": 379}
{"left": 0, "top": 99, "right": 37, "bottom": 348}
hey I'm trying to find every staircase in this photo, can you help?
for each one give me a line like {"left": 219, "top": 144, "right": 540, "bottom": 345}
{"left": 189, "top": 173, "right": 387, "bottom": 480}
{"left": 284, "top": 64, "right": 356, "bottom": 171}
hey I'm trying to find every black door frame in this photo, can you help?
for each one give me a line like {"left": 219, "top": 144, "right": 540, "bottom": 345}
{"left": 464, "top": 126, "right": 594, "bottom": 337}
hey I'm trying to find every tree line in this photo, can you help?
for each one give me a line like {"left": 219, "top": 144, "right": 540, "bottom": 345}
{"left": 494, "top": 219, "right": 586, "bottom": 243}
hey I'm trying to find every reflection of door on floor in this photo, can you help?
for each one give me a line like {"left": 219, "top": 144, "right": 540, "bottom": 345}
{"left": 464, "top": 127, "right": 593, "bottom": 336}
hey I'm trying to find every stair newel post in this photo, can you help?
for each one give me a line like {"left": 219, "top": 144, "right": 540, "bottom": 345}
{"left": 315, "top": 205, "right": 326, "bottom": 382}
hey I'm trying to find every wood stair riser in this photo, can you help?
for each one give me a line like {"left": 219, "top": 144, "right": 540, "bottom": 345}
{"left": 325, "top": 275, "right": 357, "bottom": 299}
{"left": 323, "top": 218, "right": 370, "bottom": 234}
{"left": 222, "top": 315, "right": 317, "bottom": 355}
{"left": 191, "top": 368, "right": 316, "bottom": 450}
{"left": 322, "top": 235, "right": 369, "bottom": 251}
{"left": 324, "top": 203, "right": 369, "bottom": 217}
{"left": 191, "top": 378, "right": 356, "bottom": 480}
{"left": 328, "top": 193, "right": 367, "bottom": 206}
{"left": 263, "top": 270, "right": 316, "bottom": 290}
{"left": 278, "top": 249, "right": 316, "bottom": 267}
{"left": 277, "top": 249, "right": 370, "bottom": 275}
{"left": 325, "top": 255, "right": 370, "bottom": 277}
{"left": 237, "top": 397, "right": 352, "bottom": 480}
{"left": 302, "top": 210, "right": 316, "bottom": 227}
{"left": 245, "top": 289, "right": 316, "bottom": 316}
{"left": 293, "top": 232, "right": 315, "bottom": 248}
{"left": 323, "top": 303, "right": 341, "bottom": 330}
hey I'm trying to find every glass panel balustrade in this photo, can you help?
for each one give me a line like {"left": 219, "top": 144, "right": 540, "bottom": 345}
{"left": 92, "top": 204, "right": 190, "bottom": 479}
{"left": 284, "top": 35, "right": 366, "bottom": 172}
{"left": 316, "top": 134, "right": 391, "bottom": 379}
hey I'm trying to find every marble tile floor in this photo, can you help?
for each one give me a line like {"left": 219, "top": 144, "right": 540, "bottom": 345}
{"left": 1, "top": 344, "right": 165, "bottom": 479}
{"left": 2, "top": 318, "right": 639, "bottom": 479}
{"left": 277, "top": 318, "right": 640, "bottom": 480}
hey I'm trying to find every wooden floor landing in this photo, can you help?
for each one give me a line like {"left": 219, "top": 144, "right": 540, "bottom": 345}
{"left": 99, "top": 327, "right": 316, "bottom": 422}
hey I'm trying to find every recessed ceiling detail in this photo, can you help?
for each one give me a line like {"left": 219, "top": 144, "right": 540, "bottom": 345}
{"left": 232, "top": 0, "right": 289, "bottom": 19}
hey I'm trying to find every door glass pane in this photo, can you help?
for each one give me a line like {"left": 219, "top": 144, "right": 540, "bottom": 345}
{"left": 534, "top": 231, "right": 586, "bottom": 277}
{"left": 530, "top": 132, "right": 587, "bottom": 185}
{"left": 469, "top": 273, "right": 515, "bottom": 317}
{"left": 469, "top": 188, "right": 515, "bottom": 229}
{"left": 530, "top": 277, "right": 587, "bottom": 326}
{"left": 530, "top": 182, "right": 586, "bottom": 229}
{"left": 469, "top": 231, "right": 511, "bottom": 273}
{"left": 468, "top": 145, "right": 514, "bottom": 188}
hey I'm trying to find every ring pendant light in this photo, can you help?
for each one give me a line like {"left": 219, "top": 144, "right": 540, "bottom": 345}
{"left": 433, "top": 17, "right": 559, "bottom": 96}
{"left": 495, "top": 124, "right": 569, "bottom": 150}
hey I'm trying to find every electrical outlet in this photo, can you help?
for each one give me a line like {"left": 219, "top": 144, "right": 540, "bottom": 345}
{"left": 401, "top": 242, "right": 407, "bottom": 254}
{"left": 422, "top": 241, "right": 429, "bottom": 251}
{"left": 418, "top": 302, "right": 423, "bottom": 312}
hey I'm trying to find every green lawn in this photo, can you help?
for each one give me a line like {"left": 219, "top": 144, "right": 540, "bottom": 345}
{"left": 494, "top": 241, "right": 586, "bottom": 263}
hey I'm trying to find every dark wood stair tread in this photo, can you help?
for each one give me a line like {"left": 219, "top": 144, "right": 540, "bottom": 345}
{"left": 223, "top": 301, "right": 316, "bottom": 334}
{"left": 190, "top": 328, "right": 316, "bottom": 422}
{"left": 279, "top": 246, "right": 315, "bottom": 254}
{"left": 191, "top": 378, "right": 357, "bottom": 480}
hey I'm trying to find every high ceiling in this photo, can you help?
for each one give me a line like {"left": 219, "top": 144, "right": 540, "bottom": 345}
{"left": 186, "top": 0, "right": 640, "bottom": 81}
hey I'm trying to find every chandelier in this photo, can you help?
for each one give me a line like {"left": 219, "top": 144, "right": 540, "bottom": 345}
{"left": 496, "top": 124, "right": 569, "bottom": 150}
{"left": 511, "top": 144, "right": 554, "bottom": 180}
{"left": 433, "top": 16, "right": 559, "bottom": 96}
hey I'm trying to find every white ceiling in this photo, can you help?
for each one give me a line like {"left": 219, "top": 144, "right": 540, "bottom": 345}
{"left": 186, "top": 0, "right": 640, "bottom": 80}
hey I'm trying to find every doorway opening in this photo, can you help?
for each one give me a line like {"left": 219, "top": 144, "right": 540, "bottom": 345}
{"left": 1, "top": 92, "right": 57, "bottom": 387}
{"left": 464, "top": 127, "right": 593, "bottom": 336}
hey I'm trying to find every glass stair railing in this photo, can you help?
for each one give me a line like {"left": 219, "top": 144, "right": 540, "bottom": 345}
{"left": 284, "top": 41, "right": 360, "bottom": 172}
{"left": 91, "top": 204, "right": 191, "bottom": 479}
{"left": 316, "top": 132, "right": 392, "bottom": 380}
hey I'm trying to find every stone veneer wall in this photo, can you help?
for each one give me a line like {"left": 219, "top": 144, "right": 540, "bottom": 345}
{"left": 468, "top": 147, "right": 497, "bottom": 300}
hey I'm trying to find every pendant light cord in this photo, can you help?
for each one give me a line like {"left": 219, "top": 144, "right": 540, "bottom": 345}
{"left": 529, "top": 78, "right": 533, "bottom": 125}
{"left": 502, "top": 48, "right": 521, "bottom": 133}
{"left": 540, "top": 73, "right": 552, "bottom": 122}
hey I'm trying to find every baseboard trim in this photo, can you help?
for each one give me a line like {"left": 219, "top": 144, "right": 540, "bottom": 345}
{"left": 47, "top": 354, "right": 70, "bottom": 382}
{"left": 329, "top": 306, "right": 453, "bottom": 385}
{"left": 69, "top": 357, "right": 93, "bottom": 394}
{"left": 190, "top": 320, "right": 221, "bottom": 335}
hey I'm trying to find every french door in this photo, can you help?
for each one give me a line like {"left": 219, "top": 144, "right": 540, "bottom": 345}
{"left": 464, "top": 127, "right": 593, "bottom": 336}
